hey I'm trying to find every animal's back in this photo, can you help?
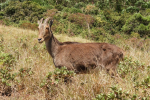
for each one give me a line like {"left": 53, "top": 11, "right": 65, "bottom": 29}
{"left": 54, "top": 43, "right": 123, "bottom": 73}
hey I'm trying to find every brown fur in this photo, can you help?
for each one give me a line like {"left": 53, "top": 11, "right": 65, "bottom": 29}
{"left": 37, "top": 17, "right": 124, "bottom": 76}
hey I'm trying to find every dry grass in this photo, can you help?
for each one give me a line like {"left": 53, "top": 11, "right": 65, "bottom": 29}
{"left": 0, "top": 25, "right": 150, "bottom": 99}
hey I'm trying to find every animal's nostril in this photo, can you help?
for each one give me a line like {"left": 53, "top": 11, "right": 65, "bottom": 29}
{"left": 38, "top": 38, "right": 42, "bottom": 41}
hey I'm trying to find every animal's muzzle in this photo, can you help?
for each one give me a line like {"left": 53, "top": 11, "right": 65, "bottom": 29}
{"left": 38, "top": 38, "right": 42, "bottom": 42}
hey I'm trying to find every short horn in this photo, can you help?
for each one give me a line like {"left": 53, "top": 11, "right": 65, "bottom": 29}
{"left": 44, "top": 17, "right": 52, "bottom": 24}
{"left": 40, "top": 18, "right": 43, "bottom": 23}
{"left": 38, "top": 18, "right": 43, "bottom": 24}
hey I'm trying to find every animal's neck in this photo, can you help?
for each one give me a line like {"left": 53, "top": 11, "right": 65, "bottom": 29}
{"left": 45, "top": 34, "right": 60, "bottom": 58}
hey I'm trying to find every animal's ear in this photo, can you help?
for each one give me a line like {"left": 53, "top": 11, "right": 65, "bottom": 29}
{"left": 50, "top": 20, "right": 53, "bottom": 27}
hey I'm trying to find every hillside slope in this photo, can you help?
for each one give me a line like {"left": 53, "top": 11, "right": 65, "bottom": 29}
{"left": 0, "top": 25, "right": 150, "bottom": 99}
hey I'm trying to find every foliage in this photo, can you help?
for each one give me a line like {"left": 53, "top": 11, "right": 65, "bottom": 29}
{"left": 74, "top": 2, "right": 86, "bottom": 9}
{"left": 0, "top": 66, "right": 15, "bottom": 96}
{"left": 0, "top": 46, "right": 16, "bottom": 96}
{"left": 0, "top": 11, "right": 4, "bottom": 19}
{"left": 0, "top": 66, "right": 16, "bottom": 86}
{"left": 130, "top": 32, "right": 140, "bottom": 38}
{"left": 44, "top": 9, "right": 58, "bottom": 18}
{"left": 83, "top": 4, "right": 99, "bottom": 15}
{"left": 19, "top": 20, "right": 38, "bottom": 30}
{"left": 4, "top": 1, "right": 46, "bottom": 23}
{"left": 94, "top": 56, "right": 150, "bottom": 100}
{"left": 94, "top": 84, "right": 150, "bottom": 100}
{"left": 55, "top": 4, "right": 64, "bottom": 11}
{"left": 118, "top": 56, "right": 145, "bottom": 78}
{"left": 126, "top": 6, "right": 139, "bottom": 13}
{"left": 0, "top": 52, "right": 15, "bottom": 67}
{"left": 0, "top": 0, "right": 9, "bottom": 10}
{"left": 1, "top": 0, "right": 150, "bottom": 98}
{"left": 0, "top": 67, "right": 34, "bottom": 96}
{"left": 1, "top": 0, "right": 150, "bottom": 39}
{"left": 0, "top": 24, "right": 150, "bottom": 99}
{"left": 40, "top": 67, "right": 75, "bottom": 86}
{"left": 89, "top": 27, "right": 115, "bottom": 42}
{"left": 0, "top": 35, "right": 4, "bottom": 51}
{"left": 40, "top": 67, "right": 75, "bottom": 99}
{"left": 63, "top": 7, "right": 82, "bottom": 13}
{"left": 122, "top": 13, "right": 150, "bottom": 37}
{"left": 68, "top": 13, "right": 95, "bottom": 28}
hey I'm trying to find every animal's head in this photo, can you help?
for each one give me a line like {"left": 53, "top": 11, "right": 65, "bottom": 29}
{"left": 37, "top": 17, "right": 53, "bottom": 43}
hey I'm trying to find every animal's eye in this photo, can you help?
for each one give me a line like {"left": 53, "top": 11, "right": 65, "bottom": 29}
{"left": 46, "top": 27, "right": 49, "bottom": 29}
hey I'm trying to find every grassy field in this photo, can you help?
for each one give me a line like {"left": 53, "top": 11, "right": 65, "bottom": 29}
{"left": 0, "top": 25, "right": 150, "bottom": 100}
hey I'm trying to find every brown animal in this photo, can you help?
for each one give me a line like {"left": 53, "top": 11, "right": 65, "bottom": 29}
{"left": 37, "top": 17, "right": 124, "bottom": 77}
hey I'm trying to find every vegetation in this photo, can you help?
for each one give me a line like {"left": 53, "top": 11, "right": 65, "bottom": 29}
{"left": 0, "top": 23, "right": 150, "bottom": 99}
{"left": 0, "top": 0, "right": 150, "bottom": 99}
{"left": 0, "top": 0, "right": 150, "bottom": 38}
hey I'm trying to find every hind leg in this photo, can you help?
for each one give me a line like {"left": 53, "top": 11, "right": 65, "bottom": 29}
{"left": 105, "top": 63, "right": 120, "bottom": 77}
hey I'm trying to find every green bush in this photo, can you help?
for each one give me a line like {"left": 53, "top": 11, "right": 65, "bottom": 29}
{"left": 94, "top": 84, "right": 150, "bottom": 100}
{"left": 122, "top": 13, "right": 150, "bottom": 37}
{"left": 55, "top": 4, "right": 64, "bottom": 11}
{"left": 83, "top": 4, "right": 99, "bottom": 15}
{"left": 40, "top": 66, "right": 75, "bottom": 86}
{"left": 118, "top": 56, "right": 145, "bottom": 78}
{"left": 126, "top": 6, "right": 139, "bottom": 13}
{"left": 0, "top": 11, "right": 4, "bottom": 19}
{"left": 40, "top": 67, "right": 75, "bottom": 99}
{"left": 130, "top": 32, "right": 140, "bottom": 38}
{"left": 68, "top": 13, "right": 95, "bottom": 28}
{"left": 94, "top": 16, "right": 106, "bottom": 27}
{"left": 4, "top": 1, "right": 46, "bottom": 23}
{"left": 74, "top": 2, "right": 86, "bottom": 8}
{"left": 63, "top": 7, "right": 82, "bottom": 13}
{"left": 0, "top": 52, "right": 15, "bottom": 67}
{"left": 0, "top": 0, "right": 9, "bottom": 10}
{"left": 140, "top": 8, "right": 150, "bottom": 16}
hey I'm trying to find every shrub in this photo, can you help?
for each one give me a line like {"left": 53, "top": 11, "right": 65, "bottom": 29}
{"left": 94, "top": 16, "right": 105, "bottom": 27}
{"left": 130, "top": 32, "right": 140, "bottom": 38}
{"left": 95, "top": 1, "right": 108, "bottom": 10}
{"left": 126, "top": 6, "right": 139, "bottom": 13}
{"left": 40, "top": 67, "right": 75, "bottom": 99}
{"left": 0, "top": 11, "right": 4, "bottom": 19}
{"left": 140, "top": 8, "right": 150, "bottom": 16}
{"left": 83, "top": 4, "right": 99, "bottom": 15}
{"left": 94, "top": 84, "right": 150, "bottom": 100}
{"left": 103, "top": 9, "right": 112, "bottom": 20}
{"left": 0, "top": 0, "right": 9, "bottom": 10}
{"left": 68, "top": 13, "right": 95, "bottom": 28}
{"left": 74, "top": 2, "right": 86, "bottom": 8}
{"left": 19, "top": 21, "right": 38, "bottom": 30}
{"left": 63, "top": 7, "right": 82, "bottom": 13}
{"left": 122, "top": 13, "right": 150, "bottom": 37}
{"left": 4, "top": 1, "right": 46, "bottom": 23}
{"left": 0, "top": 51, "right": 16, "bottom": 96}
{"left": 0, "top": 66, "right": 15, "bottom": 96}
{"left": 55, "top": 4, "right": 64, "bottom": 11}
{"left": 118, "top": 57, "right": 145, "bottom": 78}
{"left": 0, "top": 52, "right": 15, "bottom": 67}
{"left": 90, "top": 27, "right": 116, "bottom": 43}
{"left": 44, "top": 9, "right": 58, "bottom": 18}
